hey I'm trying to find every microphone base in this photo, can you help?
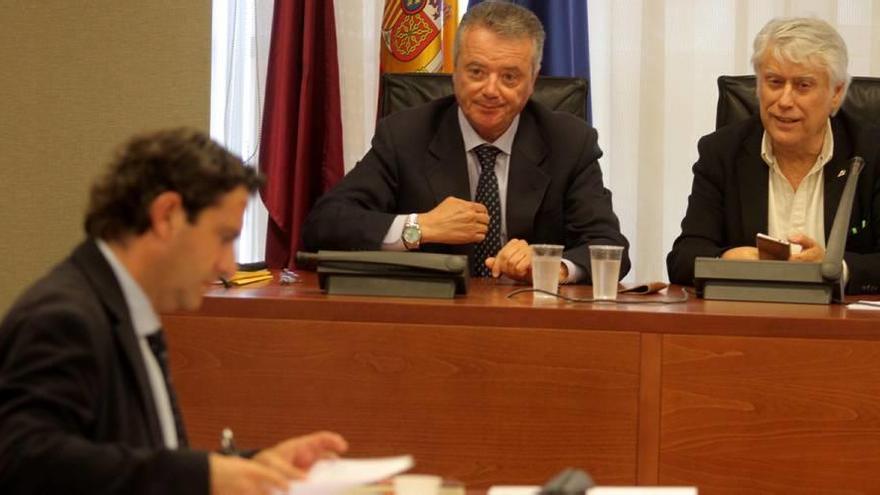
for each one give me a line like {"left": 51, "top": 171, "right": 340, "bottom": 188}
{"left": 694, "top": 257, "right": 844, "bottom": 304}
{"left": 323, "top": 274, "right": 457, "bottom": 299}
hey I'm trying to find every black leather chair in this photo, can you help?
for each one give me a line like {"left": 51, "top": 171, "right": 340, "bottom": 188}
{"left": 716, "top": 74, "right": 880, "bottom": 129}
{"left": 379, "top": 72, "right": 590, "bottom": 121}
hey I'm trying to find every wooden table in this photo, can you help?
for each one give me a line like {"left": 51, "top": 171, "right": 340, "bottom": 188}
{"left": 164, "top": 274, "right": 880, "bottom": 493}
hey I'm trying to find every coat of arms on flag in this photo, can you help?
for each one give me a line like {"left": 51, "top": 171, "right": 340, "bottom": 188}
{"left": 381, "top": 0, "right": 457, "bottom": 73}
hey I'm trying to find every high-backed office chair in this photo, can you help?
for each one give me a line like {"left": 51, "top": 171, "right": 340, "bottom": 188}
{"left": 715, "top": 75, "right": 880, "bottom": 129}
{"left": 379, "top": 72, "right": 590, "bottom": 121}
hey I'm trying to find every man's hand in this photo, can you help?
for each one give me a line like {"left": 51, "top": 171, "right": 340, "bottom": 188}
{"left": 419, "top": 197, "right": 489, "bottom": 244}
{"left": 210, "top": 453, "right": 289, "bottom": 495}
{"left": 721, "top": 246, "right": 760, "bottom": 260}
{"left": 256, "top": 431, "right": 348, "bottom": 470}
{"left": 788, "top": 234, "right": 824, "bottom": 262}
{"left": 482, "top": 239, "right": 529, "bottom": 281}
{"left": 210, "top": 431, "right": 347, "bottom": 495}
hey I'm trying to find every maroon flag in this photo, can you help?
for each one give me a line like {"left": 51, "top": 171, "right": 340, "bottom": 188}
{"left": 260, "top": 0, "right": 344, "bottom": 268}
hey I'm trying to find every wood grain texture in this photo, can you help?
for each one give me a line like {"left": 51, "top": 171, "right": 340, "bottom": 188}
{"left": 162, "top": 275, "right": 880, "bottom": 491}
{"left": 637, "top": 333, "right": 663, "bottom": 485}
{"left": 165, "top": 315, "right": 641, "bottom": 487}
{"left": 661, "top": 335, "right": 880, "bottom": 494}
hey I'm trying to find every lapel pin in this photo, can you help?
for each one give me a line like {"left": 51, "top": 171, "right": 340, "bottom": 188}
{"left": 837, "top": 169, "right": 846, "bottom": 178}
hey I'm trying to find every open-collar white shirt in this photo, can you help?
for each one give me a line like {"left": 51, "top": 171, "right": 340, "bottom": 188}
{"left": 761, "top": 119, "right": 834, "bottom": 251}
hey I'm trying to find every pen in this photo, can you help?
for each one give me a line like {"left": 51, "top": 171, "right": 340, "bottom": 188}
{"left": 220, "top": 427, "right": 238, "bottom": 456}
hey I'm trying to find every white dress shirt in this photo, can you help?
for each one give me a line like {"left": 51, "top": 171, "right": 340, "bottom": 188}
{"left": 97, "top": 240, "right": 179, "bottom": 449}
{"left": 761, "top": 119, "right": 833, "bottom": 251}
{"left": 383, "top": 109, "right": 583, "bottom": 282}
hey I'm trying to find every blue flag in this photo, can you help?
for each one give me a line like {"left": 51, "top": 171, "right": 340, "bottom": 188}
{"left": 467, "top": 0, "right": 591, "bottom": 120}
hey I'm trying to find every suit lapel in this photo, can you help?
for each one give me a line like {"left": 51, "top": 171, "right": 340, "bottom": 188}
{"left": 71, "top": 240, "right": 164, "bottom": 447}
{"left": 738, "top": 127, "right": 769, "bottom": 241}
{"left": 425, "top": 105, "right": 471, "bottom": 203}
{"left": 822, "top": 117, "right": 855, "bottom": 239}
{"left": 506, "top": 109, "right": 550, "bottom": 239}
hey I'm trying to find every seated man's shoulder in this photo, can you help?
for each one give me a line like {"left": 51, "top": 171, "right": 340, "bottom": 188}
{"left": 697, "top": 114, "right": 763, "bottom": 152}
{"left": 526, "top": 101, "right": 593, "bottom": 138}
{"left": 1, "top": 261, "right": 107, "bottom": 345}
{"left": 377, "top": 94, "right": 458, "bottom": 136}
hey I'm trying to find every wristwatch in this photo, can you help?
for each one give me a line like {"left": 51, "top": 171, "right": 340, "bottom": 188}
{"left": 401, "top": 213, "right": 421, "bottom": 250}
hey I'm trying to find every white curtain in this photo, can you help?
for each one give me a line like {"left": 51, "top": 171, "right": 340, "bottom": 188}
{"left": 333, "top": 1, "right": 384, "bottom": 174}
{"left": 588, "top": 0, "right": 880, "bottom": 282}
{"left": 212, "top": 0, "right": 880, "bottom": 272}
{"left": 210, "top": 0, "right": 273, "bottom": 263}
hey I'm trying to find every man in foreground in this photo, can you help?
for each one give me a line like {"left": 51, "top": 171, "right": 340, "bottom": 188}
{"left": 0, "top": 128, "right": 347, "bottom": 494}
{"left": 303, "top": 1, "right": 629, "bottom": 284}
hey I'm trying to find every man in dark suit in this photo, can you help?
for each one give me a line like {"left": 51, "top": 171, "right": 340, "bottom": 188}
{"left": 667, "top": 17, "right": 880, "bottom": 294}
{"left": 0, "top": 129, "right": 347, "bottom": 494}
{"left": 303, "top": 1, "right": 629, "bottom": 283}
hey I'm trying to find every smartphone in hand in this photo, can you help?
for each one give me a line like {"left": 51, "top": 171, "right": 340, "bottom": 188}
{"left": 756, "top": 233, "right": 791, "bottom": 260}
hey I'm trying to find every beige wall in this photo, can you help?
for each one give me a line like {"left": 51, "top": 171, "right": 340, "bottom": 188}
{"left": 0, "top": 1, "right": 211, "bottom": 313}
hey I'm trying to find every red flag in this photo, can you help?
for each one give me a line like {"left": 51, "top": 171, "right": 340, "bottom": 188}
{"left": 259, "top": 0, "right": 344, "bottom": 268}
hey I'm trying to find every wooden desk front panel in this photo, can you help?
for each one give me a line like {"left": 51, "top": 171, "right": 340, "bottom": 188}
{"left": 660, "top": 334, "right": 880, "bottom": 494}
{"left": 165, "top": 314, "right": 642, "bottom": 487}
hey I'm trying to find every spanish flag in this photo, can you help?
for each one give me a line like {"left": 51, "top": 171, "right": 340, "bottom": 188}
{"left": 381, "top": 0, "right": 458, "bottom": 73}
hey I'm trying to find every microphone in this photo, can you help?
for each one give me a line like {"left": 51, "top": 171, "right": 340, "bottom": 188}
{"left": 821, "top": 156, "right": 865, "bottom": 281}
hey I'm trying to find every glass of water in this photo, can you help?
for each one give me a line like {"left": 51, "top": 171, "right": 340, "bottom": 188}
{"left": 589, "top": 245, "right": 623, "bottom": 300}
{"left": 531, "top": 244, "right": 564, "bottom": 298}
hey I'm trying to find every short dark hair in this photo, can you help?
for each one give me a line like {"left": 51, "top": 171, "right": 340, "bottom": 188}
{"left": 454, "top": 1, "right": 545, "bottom": 75}
{"left": 85, "top": 128, "right": 263, "bottom": 241}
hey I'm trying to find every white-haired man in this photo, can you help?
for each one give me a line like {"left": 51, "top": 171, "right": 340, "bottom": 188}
{"left": 668, "top": 17, "right": 880, "bottom": 294}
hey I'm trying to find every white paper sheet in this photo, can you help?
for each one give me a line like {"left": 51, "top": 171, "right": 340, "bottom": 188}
{"left": 847, "top": 300, "right": 880, "bottom": 310}
{"left": 283, "top": 455, "right": 413, "bottom": 495}
{"left": 487, "top": 486, "right": 540, "bottom": 495}
{"left": 588, "top": 489, "right": 697, "bottom": 495}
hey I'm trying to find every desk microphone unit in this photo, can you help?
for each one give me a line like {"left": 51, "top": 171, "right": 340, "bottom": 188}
{"left": 694, "top": 156, "right": 864, "bottom": 304}
{"left": 295, "top": 250, "right": 468, "bottom": 299}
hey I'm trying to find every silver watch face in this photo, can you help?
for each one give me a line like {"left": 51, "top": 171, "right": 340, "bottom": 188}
{"left": 402, "top": 225, "right": 421, "bottom": 244}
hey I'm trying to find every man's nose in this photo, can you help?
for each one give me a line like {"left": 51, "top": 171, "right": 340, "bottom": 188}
{"left": 777, "top": 83, "right": 795, "bottom": 107}
{"left": 217, "top": 245, "right": 237, "bottom": 280}
{"left": 481, "top": 74, "right": 501, "bottom": 98}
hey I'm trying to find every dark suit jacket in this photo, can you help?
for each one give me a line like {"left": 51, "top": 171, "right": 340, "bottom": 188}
{"left": 302, "top": 95, "right": 630, "bottom": 279}
{"left": 0, "top": 240, "right": 209, "bottom": 494}
{"left": 667, "top": 112, "right": 880, "bottom": 294}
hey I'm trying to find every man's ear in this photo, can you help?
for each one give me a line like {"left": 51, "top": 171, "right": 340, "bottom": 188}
{"left": 830, "top": 81, "right": 846, "bottom": 115}
{"left": 148, "top": 191, "right": 185, "bottom": 240}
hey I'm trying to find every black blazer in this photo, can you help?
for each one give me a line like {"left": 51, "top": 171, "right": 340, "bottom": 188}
{"left": 302, "top": 95, "right": 630, "bottom": 278}
{"left": 0, "top": 240, "right": 208, "bottom": 494}
{"left": 667, "top": 112, "right": 880, "bottom": 294}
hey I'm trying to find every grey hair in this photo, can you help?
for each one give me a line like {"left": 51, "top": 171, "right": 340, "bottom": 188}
{"left": 453, "top": 1, "right": 545, "bottom": 75}
{"left": 751, "top": 17, "right": 850, "bottom": 105}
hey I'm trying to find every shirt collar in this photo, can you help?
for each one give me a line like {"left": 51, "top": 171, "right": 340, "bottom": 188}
{"left": 96, "top": 239, "right": 161, "bottom": 337}
{"left": 761, "top": 118, "right": 834, "bottom": 173}
{"left": 457, "top": 108, "right": 519, "bottom": 155}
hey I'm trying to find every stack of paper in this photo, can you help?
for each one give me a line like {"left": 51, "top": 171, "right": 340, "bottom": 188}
{"left": 284, "top": 456, "right": 413, "bottom": 495}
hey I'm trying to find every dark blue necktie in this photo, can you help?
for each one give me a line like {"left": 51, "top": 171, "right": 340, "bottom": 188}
{"left": 146, "top": 329, "right": 189, "bottom": 448}
{"left": 473, "top": 144, "right": 503, "bottom": 277}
